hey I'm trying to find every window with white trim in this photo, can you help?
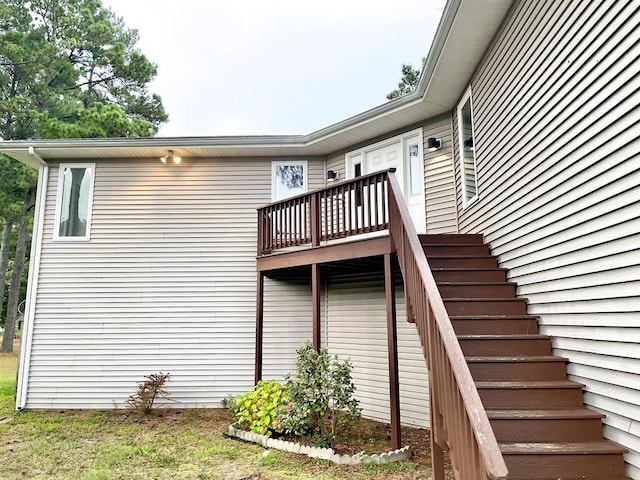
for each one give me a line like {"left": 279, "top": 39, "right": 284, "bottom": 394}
{"left": 458, "top": 88, "right": 478, "bottom": 206}
{"left": 272, "top": 161, "right": 307, "bottom": 201}
{"left": 54, "top": 163, "right": 95, "bottom": 241}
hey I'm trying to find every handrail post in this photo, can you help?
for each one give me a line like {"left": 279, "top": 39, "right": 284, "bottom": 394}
{"left": 257, "top": 209, "right": 264, "bottom": 256}
{"left": 310, "top": 193, "right": 320, "bottom": 247}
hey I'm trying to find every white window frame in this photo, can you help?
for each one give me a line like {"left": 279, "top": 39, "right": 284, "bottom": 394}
{"left": 53, "top": 163, "right": 96, "bottom": 242}
{"left": 271, "top": 160, "right": 308, "bottom": 201}
{"left": 457, "top": 87, "right": 479, "bottom": 207}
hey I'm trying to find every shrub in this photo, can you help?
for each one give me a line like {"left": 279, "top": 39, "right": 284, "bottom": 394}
{"left": 280, "top": 342, "right": 361, "bottom": 447}
{"left": 231, "top": 380, "right": 289, "bottom": 436}
{"left": 126, "top": 372, "right": 170, "bottom": 413}
{"left": 221, "top": 394, "right": 236, "bottom": 409}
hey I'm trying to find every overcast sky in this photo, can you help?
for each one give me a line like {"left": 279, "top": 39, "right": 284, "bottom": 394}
{"left": 101, "top": 0, "right": 446, "bottom": 137}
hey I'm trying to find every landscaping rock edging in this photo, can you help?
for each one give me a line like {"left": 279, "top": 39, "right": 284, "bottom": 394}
{"left": 227, "top": 425, "right": 412, "bottom": 465}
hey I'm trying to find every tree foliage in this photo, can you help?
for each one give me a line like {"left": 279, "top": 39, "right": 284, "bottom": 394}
{"left": 386, "top": 57, "right": 426, "bottom": 101}
{"left": 0, "top": 0, "right": 167, "bottom": 140}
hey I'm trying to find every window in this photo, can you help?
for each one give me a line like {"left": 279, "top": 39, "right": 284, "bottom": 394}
{"left": 458, "top": 88, "right": 478, "bottom": 206}
{"left": 272, "top": 161, "right": 307, "bottom": 201}
{"left": 54, "top": 163, "right": 95, "bottom": 241}
{"left": 408, "top": 143, "right": 421, "bottom": 195}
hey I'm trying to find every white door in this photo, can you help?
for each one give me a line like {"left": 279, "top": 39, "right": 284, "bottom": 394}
{"left": 346, "top": 130, "right": 426, "bottom": 234}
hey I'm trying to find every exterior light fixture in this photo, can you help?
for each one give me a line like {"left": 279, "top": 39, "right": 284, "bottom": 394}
{"left": 427, "top": 137, "right": 442, "bottom": 151}
{"left": 327, "top": 170, "right": 339, "bottom": 181}
{"left": 464, "top": 137, "right": 474, "bottom": 150}
{"left": 160, "top": 150, "right": 182, "bottom": 164}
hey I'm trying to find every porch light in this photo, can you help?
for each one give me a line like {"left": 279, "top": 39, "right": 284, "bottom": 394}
{"left": 160, "top": 150, "right": 182, "bottom": 164}
{"left": 464, "top": 137, "right": 474, "bottom": 150}
{"left": 327, "top": 170, "right": 339, "bottom": 181}
{"left": 427, "top": 137, "right": 442, "bottom": 151}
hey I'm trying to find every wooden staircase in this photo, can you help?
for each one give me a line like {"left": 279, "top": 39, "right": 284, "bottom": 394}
{"left": 420, "top": 234, "right": 629, "bottom": 480}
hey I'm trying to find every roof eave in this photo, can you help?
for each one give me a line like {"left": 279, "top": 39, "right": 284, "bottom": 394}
{"left": 0, "top": 0, "right": 513, "bottom": 163}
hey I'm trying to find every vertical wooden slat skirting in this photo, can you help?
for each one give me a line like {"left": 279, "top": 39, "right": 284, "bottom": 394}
{"left": 255, "top": 271, "right": 265, "bottom": 385}
{"left": 312, "top": 264, "right": 321, "bottom": 351}
{"left": 385, "top": 253, "right": 401, "bottom": 450}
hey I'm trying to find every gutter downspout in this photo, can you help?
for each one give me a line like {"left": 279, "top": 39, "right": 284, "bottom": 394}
{"left": 16, "top": 147, "right": 48, "bottom": 410}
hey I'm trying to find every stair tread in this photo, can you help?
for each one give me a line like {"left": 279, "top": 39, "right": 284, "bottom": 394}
{"left": 466, "top": 355, "right": 568, "bottom": 362}
{"left": 419, "top": 234, "right": 484, "bottom": 243}
{"left": 444, "top": 297, "right": 528, "bottom": 302}
{"left": 476, "top": 380, "right": 584, "bottom": 389}
{"left": 500, "top": 441, "right": 628, "bottom": 455}
{"left": 487, "top": 408, "right": 605, "bottom": 419}
{"left": 432, "top": 266, "right": 507, "bottom": 269}
{"left": 422, "top": 243, "right": 488, "bottom": 247}
{"left": 425, "top": 253, "right": 496, "bottom": 256}
{"left": 450, "top": 314, "right": 539, "bottom": 319}
{"left": 458, "top": 334, "right": 550, "bottom": 340}
{"left": 437, "top": 281, "right": 518, "bottom": 286}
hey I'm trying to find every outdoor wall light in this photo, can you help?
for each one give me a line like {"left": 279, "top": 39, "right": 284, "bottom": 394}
{"left": 160, "top": 150, "right": 182, "bottom": 164}
{"left": 464, "top": 137, "right": 474, "bottom": 150}
{"left": 427, "top": 137, "right": 442, "bottom": 151}
{"left": 327, "top": 170, "right": 339, "bottom": 181}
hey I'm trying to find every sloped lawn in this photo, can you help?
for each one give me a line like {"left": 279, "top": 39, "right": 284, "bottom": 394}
{"left": 0, "top": 350, "right": 446, "bottom": 480}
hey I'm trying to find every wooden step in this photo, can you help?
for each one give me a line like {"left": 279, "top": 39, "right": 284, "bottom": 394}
{"left": 466, "top": 356, "right": 568, "bottom": 381}
{"left": 419, "top": 237, "right": 630, "bottom": 479}
{"left": 488, "top": 408, "right": 606, "bottom": 443}
{"left": 423, "top": 244, "right": 491, "bottom": 256}
{"left": 476, "top": 380, "right": 585, "bottom": 409}
{"left": 500, "top": 441, "right": 628, "bottom": 479}
{"left": 444, "top": 298, "right": 528, "bottom": 315}
{"left": 458, "top": 335, "right": 552, "bottom": 356}
{"left": 437, "top": 282, "right": 517, "bottom": 298}
{"left": 451, "top": 315, "right": 540, "bottom": 335}
{"left": 426, "top": 255, "right": 499, "bottom": 269}
{"left": 419, "top": 234, "right": 484, "bottom": 244}
{"left": 431, "top": 268, "right": 508, "bottom": 283}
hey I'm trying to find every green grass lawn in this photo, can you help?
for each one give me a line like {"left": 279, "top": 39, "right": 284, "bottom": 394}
{"left": 0, "top": 347, "right": 18, "bottom": 417}
{"left": 0, "top": 349, "right": 437, "bottom": 480}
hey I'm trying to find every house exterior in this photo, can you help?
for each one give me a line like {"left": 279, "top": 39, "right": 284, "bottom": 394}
{"left": 1, "top": 0, "right": 638, "bottom": 477}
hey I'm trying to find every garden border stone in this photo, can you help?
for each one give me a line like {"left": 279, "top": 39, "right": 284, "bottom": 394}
{"left": 226, "top": 425, "right": 412, "bottom": 465}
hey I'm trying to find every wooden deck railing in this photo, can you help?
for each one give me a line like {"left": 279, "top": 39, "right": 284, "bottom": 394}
{"left": 257, "top": 170, "right": 391, "bottom": 255}
{"left": 257, "top": 170, "right": 508, "bottom": 479}
{"left": 386, "top": 173, "right": 508, "bottom": 480}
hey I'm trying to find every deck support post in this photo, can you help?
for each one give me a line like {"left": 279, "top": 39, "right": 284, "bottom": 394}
{"left": 384, "top": 253, "right": 401, "bottom": 449}
{"left": 312, "top": 263, "right": 321, "bottom": 351}
{"left": 254, "top": 271, "right": 265, "bottom": 385}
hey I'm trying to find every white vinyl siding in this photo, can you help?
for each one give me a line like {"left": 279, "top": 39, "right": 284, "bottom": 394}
{"left": 25, "top": 157, "right": 324, "bottom": 409}
{"left": 454, "top": 1, "right": 640, "bottom": 475}
{"left": 326, "top": 274, "right": 429, "bottom": 428}
{"left": 326, "top": 151, "right": 347, "bottom": 183}
{"left": 423, "top": 115, "right": 457, "bottom": 234}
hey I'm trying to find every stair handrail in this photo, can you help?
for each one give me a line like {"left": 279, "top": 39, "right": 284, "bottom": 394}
{"left": 386, "top": 172, "right": 508, "bottom": 480}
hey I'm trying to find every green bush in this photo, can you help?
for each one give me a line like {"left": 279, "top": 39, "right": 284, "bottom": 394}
{"left": 280, "top": 342, "right": 361, "bottom": 447}
{"left": 231, "top": 380, "right": 289, "bottom": 436}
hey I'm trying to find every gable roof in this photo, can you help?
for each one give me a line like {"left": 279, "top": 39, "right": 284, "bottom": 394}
{"left": 0, "top": 0, "right": 513, "bottom": 168}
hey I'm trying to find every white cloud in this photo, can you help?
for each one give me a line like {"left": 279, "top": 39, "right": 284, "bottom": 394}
{"left": 102, "top": 0, "right": 446, "bottom": 137}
